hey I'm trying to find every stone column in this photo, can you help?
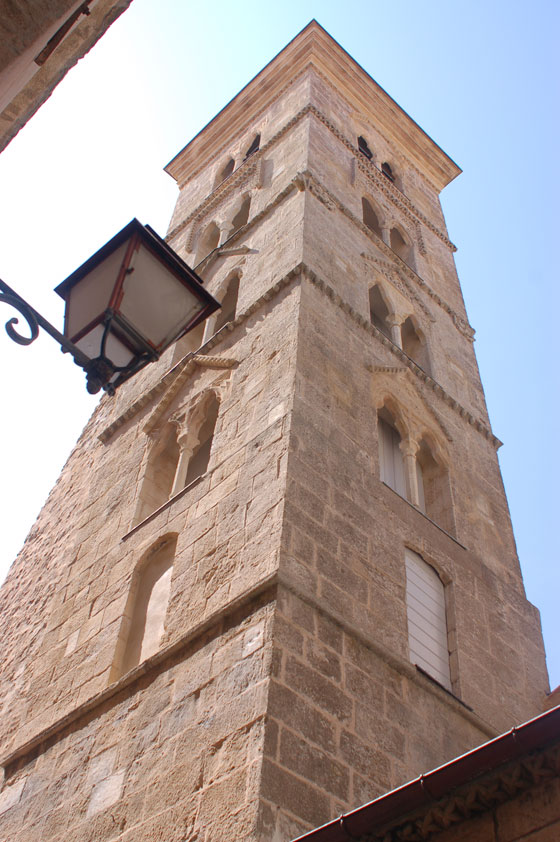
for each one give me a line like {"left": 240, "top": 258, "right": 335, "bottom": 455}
{"left": 170, "top": 429, "right": 198, "bottom": 496}
{"left": 386, "top": 315, "right": 403, "bottom": 348}
{"left": 400, "top": 437, "right": 420, "bottom": 507}
{"left": 381, "top": 226, "right": 391, "bottom": 247}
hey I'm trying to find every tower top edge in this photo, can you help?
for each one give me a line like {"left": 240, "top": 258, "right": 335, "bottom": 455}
{"left": 164, "top": 20, "right": 461, "bottom": 192}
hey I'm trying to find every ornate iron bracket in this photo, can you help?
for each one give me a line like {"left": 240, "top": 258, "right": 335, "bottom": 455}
{"left": 0, "top": 278, "right": 118, "bottom": 394}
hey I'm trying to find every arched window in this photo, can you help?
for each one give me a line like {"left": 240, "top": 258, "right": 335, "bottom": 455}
{"left": 369, "top": 284, "right": 391, "bottom": 338}
{"left": 244, "top": 133, "right": 260, "bottom": 159}
{"left": 182, "top": 393, "right": 219, "bottom": 487}
{"left": 378, "top": 408, "right": 406, "bottom": 497}
{"left": 358, "top": 135, "right": 373, "bottom": 160}
{"left": 195, "top": 222, "right": 220, "bottom": 265}
{"left": 171, "top": 321, "right": 205, "bottom": 363}
{"left": 230, "top": 196, "right": 251, "bottom": 235}
{"left": 415, "top": 438, "right": 454, "bottom": 534}
{"left": 214, "top": 157, "right": 235, "bottom": 188}
{"left": 382, "top": 161, "right": 395, "bottom": 183}
{"left": 390, "top": 227, "right": 413, "bottom": 269}
{"left": 111, "top": 534, "right": 177, "bottom": 681}
{"left": 169, "top": 391, "right": 220, "bottom": 495}
{"left": 401, "top": 316, "right": 430, "bottom": 374}
{"left": 362, "top": 198, "right": 382, "bottom": 238}
{"left": 405, "top": 548, "right": 451, "bottom": 690}
{"left": 133, "top": 425, "right": 180, "bottom": 525}
{"left": 214, "top": 274, "right": 239, "bottom": 333}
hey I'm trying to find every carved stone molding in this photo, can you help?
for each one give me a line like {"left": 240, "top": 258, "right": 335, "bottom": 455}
{"left": 364, "top": 743, "right": 560, "bottom": 842}
{"left": 367, "top": 364, "right": 453, "bottom": 443}
{"left": 303, "top": 266, "right": 500, "bottom": 449}
{"left": 98, "top": 261, "right": 498, "bottom": 449}
{"left": 362, "top": 254, "right": 434, "bottom": 322}
{"left": 166, "top": 97, "right": 456, "bottom": 256}
{"left": 184, "top": 163, "right": 259, "bottom": 252}
{"left": 295, "top": 170, "right": 335, "bottom": 209}
{"left": 294, "top": 166, "right": 472, "bottom": 340}
{"left": 97, "top": 268, "right": 299, "bottom": 445}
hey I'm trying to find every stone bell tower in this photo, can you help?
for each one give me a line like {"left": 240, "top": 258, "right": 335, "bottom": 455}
{"left": 0, "top": 21, "right": 548, "bottom": 842}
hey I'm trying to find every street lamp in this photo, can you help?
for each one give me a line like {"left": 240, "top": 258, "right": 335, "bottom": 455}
{"left": 0, "top": 219, "right": 220, "bottom": 394}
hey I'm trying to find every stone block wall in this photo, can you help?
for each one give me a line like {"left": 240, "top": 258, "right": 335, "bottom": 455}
{"left": 0, "top": 45, "right": 550, "bottom": 842}
{"left": 0, "top": 598, "right": 274, "bottom": 842}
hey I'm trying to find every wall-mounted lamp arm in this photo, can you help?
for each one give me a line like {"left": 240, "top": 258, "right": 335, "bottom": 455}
{"left": 0, "top": 278, "right": 112, "bottom": 393}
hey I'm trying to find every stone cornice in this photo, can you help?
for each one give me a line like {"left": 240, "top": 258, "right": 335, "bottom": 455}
{"left": 98, "top": 352, "right": 237, "bottom": 444}
{"left": 170, "top": 157, "right": 471, "bottom": 344}
{"left": 97, "top": 261, "right": 499, "bottom": 449}
{"left": 0, "top": 558, "right": 498, "bottom": 774}
{"left": 97, "top": 268, "right": 299, "bottom": 444}
{"left": 0, "top": 572, "right": 279, "bottom": 773}
{"left": 142, "top": 354, "right": 237, "bottom": 435}
{"left": 295, "top": 167, "right": 473, "bottom": 340}
{"left": 164, "top": 22, "right": 460, "bottom": 192}
{"left": 166, "top": 103, "right": 456, "bottom": 257}
{"left": 367, "top": 365, "right": 453, "bottom": 442}
{"left": 302, "top": 266, "right": 500, "bottom": 449}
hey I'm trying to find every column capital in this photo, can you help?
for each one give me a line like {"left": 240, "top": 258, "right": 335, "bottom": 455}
{"left": 400, "top": 437, "right": 419, "bottom": 458}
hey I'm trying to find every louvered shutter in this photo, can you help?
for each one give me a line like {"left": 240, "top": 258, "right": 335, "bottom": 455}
{"left": 379, "top": 418, "right": 406, "bottom": 498}
{"left": 405, "top": 548, "right": 451, "bottom": 690}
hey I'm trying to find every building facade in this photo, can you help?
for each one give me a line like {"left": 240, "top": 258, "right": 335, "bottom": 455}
{"left": 0, "top": 22, "right": 549, "bottom": 842}
{"left": 0, "top": 0, "right": 132, "bottom": 153}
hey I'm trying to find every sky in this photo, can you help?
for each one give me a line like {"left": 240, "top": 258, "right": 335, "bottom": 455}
{"left": 0, "top": 0, "right": 558, "bottom": 688}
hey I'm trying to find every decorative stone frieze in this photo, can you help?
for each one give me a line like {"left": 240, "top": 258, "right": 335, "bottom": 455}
{"left": 364, "top": 743, "right": 560, "bottom": 842}
{"left": 167, "top": 99, "right": 456, "bottom": 255}
{"left": 362, "top": 254, "right": 434, "bottom": 322}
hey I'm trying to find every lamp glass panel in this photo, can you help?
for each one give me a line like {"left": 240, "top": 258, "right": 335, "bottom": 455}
{"left": 119, "top": 244, "right": 202, "bottom": 350}
{"left": 74, "top": 324, "right": 136, "bottom": 369}
{"left": 65, "top": 243, "right": 127, "bottom": 340}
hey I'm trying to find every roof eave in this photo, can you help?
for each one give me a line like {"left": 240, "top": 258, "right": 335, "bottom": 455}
{"left": 164, "top": 21, "right": 461, "bottom": 192}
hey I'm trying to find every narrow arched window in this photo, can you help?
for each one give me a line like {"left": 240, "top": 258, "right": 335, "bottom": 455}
{"left": 401, "top": 317, "right": 430, "bottom": 374}
{"left": 111, "top": 535, "right": 177, "bottom": 681}
{"left": 183, "top": 394, "right": 219, "bottom": 486}
{"left": 133, "top": 426, "right": 180, "bottom": 525}
{"left": 214, "top": 275, "right": 239, "bottom": 333}
{"left": 405, "top": 548, "right": 451, "bottom": 690}
{"left": 230, "top": 196, "right": 251, "bottom": 235}
{"left": 195, "top": 222, "right": 220, "bottom": 265}
{"left": 378, "top": 409, "right": 406, "bottom": 497}
{"left": 358, "top": 135, "right": 373, "bottom": 160}
{"left": 369, "top": 284, "right": 391, "bottom": 338}
{"left": 362, "top": 198, "right": 382, "bottom": 238}
{"left": 415, "top": 438, "right": 454, "bottom": 534}
{"left": 171, "top": 321, "right": 205, "bottom": 363}
{"left": 382, "top": 161, "right": 395, "bottom": 182}
{"left": 390, "top": 227, "right": 413, "bottom": 268}
{"left": 214, "top": 158, "right": 235, "bottom": 188}
{"left": 244, "top": 133, "right": 260, "bottom": 159}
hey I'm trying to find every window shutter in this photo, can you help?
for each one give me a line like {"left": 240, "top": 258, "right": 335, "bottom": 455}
{"left": 405, "top": 548, "right": 451, "bottom": 690}
{"left": 379, "top": 418, "right": 406, "bottom": 498}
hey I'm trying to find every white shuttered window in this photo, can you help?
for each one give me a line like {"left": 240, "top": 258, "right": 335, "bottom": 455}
{"left": 379, "top": 418, "right": 406, "bottom": 497}
{"left": 405, "top": 548, "right": 451, "bottom": 690}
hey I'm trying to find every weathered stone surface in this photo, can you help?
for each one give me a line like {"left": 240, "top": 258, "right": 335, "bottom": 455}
{"left": 0, "top": 21, "right": 549, "bottom": 842}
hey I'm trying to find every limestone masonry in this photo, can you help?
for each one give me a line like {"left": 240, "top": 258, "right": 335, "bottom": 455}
{"left": 0, "top": 21, "right": 551, "bottom": 842}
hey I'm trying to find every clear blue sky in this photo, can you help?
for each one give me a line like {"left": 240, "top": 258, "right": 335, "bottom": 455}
{"left": 0, "top": 0, "right": 558, "bottom": 688}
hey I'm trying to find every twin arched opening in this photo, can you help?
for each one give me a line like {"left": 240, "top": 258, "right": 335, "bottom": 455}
{"left": 133, "top": 391, "right": 221, "bottom": 527}
{"left": 368, "top": 283, "right": 431, "bottom": 375}
{"left": 377, "top": 401, "right": 454, "bottom": 534}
